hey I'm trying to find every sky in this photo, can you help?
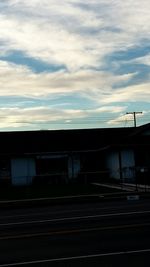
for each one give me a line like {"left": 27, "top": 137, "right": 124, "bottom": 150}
{"left": 0, "top": 0, "right": 150, "bottom": 131}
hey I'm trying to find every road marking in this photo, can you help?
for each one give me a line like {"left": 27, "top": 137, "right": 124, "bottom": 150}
{"left": 0, "top": 210, "right": 150, "bottom": 227}
{"left": 0, "top": 248, "right": 150, "bottom": 266}
{"left": 0, "top": 222, "right": 150, "bottom": 240}
{"left": 0, "top": 205, "right": 126, "bottom": 219}
{"left": 0, "top": 193, "right": 101, "bottom": 204}
{"left": 92, "top": 182, "right": 134, "bottom": 191}
{"left": 1, "top": 200, "right": 148, "bottom": 220}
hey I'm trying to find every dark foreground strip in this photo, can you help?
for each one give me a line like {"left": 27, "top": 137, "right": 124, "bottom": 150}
{"left": 0, "top": 248, "right": 150, "bottom": 266}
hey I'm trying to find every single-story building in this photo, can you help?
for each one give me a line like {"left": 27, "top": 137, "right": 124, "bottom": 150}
{"left": 0, "top": 123, "right": 149, "bottom": 186}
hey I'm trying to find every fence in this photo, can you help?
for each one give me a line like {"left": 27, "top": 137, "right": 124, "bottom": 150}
{"left": 0, "top": 166, "right": 149, "bottom": 191}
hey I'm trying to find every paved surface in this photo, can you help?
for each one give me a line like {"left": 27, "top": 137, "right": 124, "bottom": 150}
{"left": 92, "top": 182, "right": 134, "bottom": 191}
{"left": 93, "top": 182, "right": 150, "bottom": 192}
{"left": 124, "top": 182, "right": 150, "bottom": 192}
{"left": 0, "top": 199, "right": 150, "bottom": 266}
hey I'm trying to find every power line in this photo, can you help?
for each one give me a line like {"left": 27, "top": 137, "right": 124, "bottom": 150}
{"left": 126, "top": 112, "right": 143, "bottom": 127}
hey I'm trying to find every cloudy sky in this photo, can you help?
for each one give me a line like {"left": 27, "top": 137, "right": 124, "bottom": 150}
{"left": 0, "top": 0, "right": 150, "bottom": 130}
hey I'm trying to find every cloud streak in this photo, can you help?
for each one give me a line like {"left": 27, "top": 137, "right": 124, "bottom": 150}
{"left": 0, "top": 104, "right": 129, "bottom": 130}
{"left": 0, "top": 60, "right": 134, "bottom": 98}
{"left": 0, "top": 0, "right": 150, "bottom": 129}
{"left": 1, "top": 0, "right": 150, "bottom": 71}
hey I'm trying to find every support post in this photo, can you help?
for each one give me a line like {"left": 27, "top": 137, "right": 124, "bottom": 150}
{"left": 126, "top": 112, "right": 143, "bottom": 127}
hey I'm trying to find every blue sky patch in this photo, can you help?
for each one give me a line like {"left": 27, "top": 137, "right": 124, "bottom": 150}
{"left": 107, "top": 44, "right": 150, "bottom": 62}
{"left": 0, "top": 94, "right": 97, "bottom": 110}
{"left": 0, "top": 1, "right": 150, "bottom": 130}
{"left": 0, "top": 96, "right": 36, "bottom": 108}
{"left": 0, "top": 51, "right": 66, "bottom": 73}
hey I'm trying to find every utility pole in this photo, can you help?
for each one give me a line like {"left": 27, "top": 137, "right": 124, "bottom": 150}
{"left": 126, "top": 112, "right": 143, "bottom": 127}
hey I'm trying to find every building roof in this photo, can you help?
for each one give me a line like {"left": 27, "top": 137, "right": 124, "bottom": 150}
{"left": 122, "top": 123, "right": 150, "bottom": 147}
{"left": 0, "top": 126, "right": 137, "bottom": 155}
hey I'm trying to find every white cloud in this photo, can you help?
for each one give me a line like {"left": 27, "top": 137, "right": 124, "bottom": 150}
{"left": 1, "top": 0, "right": 150, "bottom": 71}
{"left": 102, "top": 83, "right": 150, "bottom": 104}
{"left": 95, "top": 106, "right": 127, "bottom": 113}
{"left": 107, "top": 114, "right": 128, "bottom": 125}
{"left": 0, "top": 8, "right": 103, "bottom": 71}
{"left": 0, "top": 106, "right": 88, "bottom": 129}
{"left": 131, "top": 54, "right": 150, "bottom": 66}
{"left": 0, "top": 106, "right": 86, "bottom": 129}
{"left": 0, "top": 0, "right": 150, "bottom": 129}
{"left": 0, "top": 60, "right": 134, "bottom": 98}
{"left": 107, "top": 111, "right": 144, "bottom": 126}
{"left": 0, "top": 104, "right": 129, "bottom": 130}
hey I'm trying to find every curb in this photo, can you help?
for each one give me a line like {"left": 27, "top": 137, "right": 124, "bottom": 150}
{"left": 0, "top": 191, "right": 150, "bottom": 209}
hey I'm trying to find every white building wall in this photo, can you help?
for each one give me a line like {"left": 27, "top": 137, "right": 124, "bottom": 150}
{"left": 11, "top": 158, "right": 36, "bottom": 185}
{"left": 121, "top": 149, "right": 135, "bottom": 180}
{"left": 106, "top": 149, "right": 135, "bottom": 180}
{"left": 106, "top": 151, "right": 120, "bottom": 179}
{"left": 68, "top": 154, "right": 80, "bottom": 179}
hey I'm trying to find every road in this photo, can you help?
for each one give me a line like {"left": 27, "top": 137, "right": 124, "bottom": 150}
{"left": 0, "top": 198, "right": 150, "bottom": 266}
